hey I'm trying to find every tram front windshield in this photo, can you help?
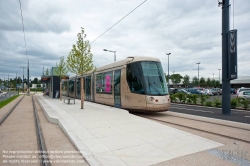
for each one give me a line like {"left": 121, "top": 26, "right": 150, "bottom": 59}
{"left": 126, "top": 61, "right": 169, "bottom": 95}
{"left": 141, "top": 61, "right": 168, "bottom": 95}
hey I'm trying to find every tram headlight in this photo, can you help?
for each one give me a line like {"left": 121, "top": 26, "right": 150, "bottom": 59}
{"left": 149, "top": 97, "right": 155, "bottom": 101}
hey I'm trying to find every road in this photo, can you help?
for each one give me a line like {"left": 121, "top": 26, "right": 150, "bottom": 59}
{"left": 170, "top": 103, "right": 250, "bottom": 124}
{"left": 0, "top": 91, "right": 18, "bottom": 102}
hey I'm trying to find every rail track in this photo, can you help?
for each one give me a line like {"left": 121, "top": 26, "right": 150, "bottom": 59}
{"left": 0, "top": 95, "right": 51, "bottom": 166}
{"left": 135, "top": 113, "right": 250, "bottom": 144}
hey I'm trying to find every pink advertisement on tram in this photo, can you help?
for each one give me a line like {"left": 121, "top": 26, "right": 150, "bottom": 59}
{"left": 105, "top": 75, "right": 111, "bottom": 92}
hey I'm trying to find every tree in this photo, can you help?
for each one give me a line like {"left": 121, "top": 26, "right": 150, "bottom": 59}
{"left": 182, "top": 75, "right": 190, "bottom": 88}
{"left": 192, "top": 76, "right": 199, "bottom": 87}
{"left": 54, "top": 56, "right": 68, "bottom": 101}
{"left": 165, "top": 73, "right": 170, "bottom": 85}
{"left": 215, "top": 80, "right": 220, "bottom": 88}
{"left": 67, "top": 27, "right": 94, "bottom": 109}
{"left": 45, "top": 68, "right": 49, "bottom": 75}
{"left": 170, "top": 74, "right": 183, "bottom": 88}
{"left": 211, "top": 79, "right": 216, "bottom": 87}
{"left": 33, "top": 77, "right": 39, "bottom": 84}
{"left": 206, "top": 78, "right": 211, "bottom": 87}
{"left": 200, "top": 77, "right": 206, "bottom": 87}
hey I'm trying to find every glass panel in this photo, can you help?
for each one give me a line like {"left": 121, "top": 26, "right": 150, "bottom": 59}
{"left": 85, "top": 76, "right": 91, "bottom": 100}
{"left": 96, "top": 73, "right": 104, "bottom": 93}
{"left": 77, "top": 78, "right": 81, "bottom": 98}
{"left": 69, "top": 79, "right": 75, "bottom": 93}
{"left": 114, "top": 70, "right": 121, "bottom": 107}
{"left": 96, "top": 72, "right": 112, "bottom": 94}
{"left": 126, "top": 62, "right": 145, "bottom": 94}
{"left": 141, "top": 61, "right": 168, "bottom": 95}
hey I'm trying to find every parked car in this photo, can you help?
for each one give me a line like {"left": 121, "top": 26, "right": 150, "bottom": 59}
{"left": 212, "top": 88, "right": 221, "bottom": 95}
{"left": 204, "top": 89, "right": 214, "bottom": 96}
{"left": 186, "top": 88, "right": 203, "bottom": 94}
{"left": 237, "top": 91, "right": 250, "bottom": 100}
{"left": 237, "top": 88, "right": 250, "bottom": 96}
{"left": 170, "top": 88, "right": 179, "bottom": 94}
{"left": 178, "top": 89, "right": 191, "bottom": 94}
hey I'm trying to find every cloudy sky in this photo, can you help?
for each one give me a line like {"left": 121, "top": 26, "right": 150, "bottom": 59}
{"left": 0, "top": 0, "right": 249, "bottom": 82}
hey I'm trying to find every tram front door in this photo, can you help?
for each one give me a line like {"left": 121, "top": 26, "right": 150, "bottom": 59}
{"left": 114, "top": 69, "right": 121, "bottom": 108}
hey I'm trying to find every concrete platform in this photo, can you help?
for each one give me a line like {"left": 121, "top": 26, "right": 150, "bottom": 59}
{"left": 36, "top": 94, "right": 223, "bottom": 166}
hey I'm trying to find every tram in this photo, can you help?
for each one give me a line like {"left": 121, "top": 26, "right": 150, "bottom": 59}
{"left": 61, "top": 56, "right": 171, "bottom": 112}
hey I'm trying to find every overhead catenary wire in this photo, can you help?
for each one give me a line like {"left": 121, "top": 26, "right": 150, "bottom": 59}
{"left": 18, "top": 0, "right": 28, "bottom": 61}
{"left": 90, "top": 0, "right": 147, "bottom": 44}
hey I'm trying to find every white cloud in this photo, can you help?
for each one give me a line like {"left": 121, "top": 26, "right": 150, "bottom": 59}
{"left": 0, "top": 0, "right": 249, "bottom": 81}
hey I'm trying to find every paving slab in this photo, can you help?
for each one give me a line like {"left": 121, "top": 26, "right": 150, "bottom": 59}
{"left": 36, "top": 94, "right": 223, "bottom": 166}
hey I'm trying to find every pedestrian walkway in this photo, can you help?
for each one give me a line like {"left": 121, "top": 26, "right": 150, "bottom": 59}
{"left": 36, "top": 94, "right": 223, "bottom": 166}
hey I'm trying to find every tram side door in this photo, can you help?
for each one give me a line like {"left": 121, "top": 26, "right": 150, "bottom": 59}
{"left": 114, "top": 69, "right": 121, "bottom": 108}
{"left": 85, "top": 76, "right": 91, "bottom": 101}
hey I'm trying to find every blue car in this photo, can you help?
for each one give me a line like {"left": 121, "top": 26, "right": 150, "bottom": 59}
{"left": 186, "top": 88, "right": 203, "bottom": 94}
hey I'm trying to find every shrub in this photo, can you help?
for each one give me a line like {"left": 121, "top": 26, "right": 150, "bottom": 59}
{"left": 231, "top": 98, "right": 238, "bottom": 109}
{"left": 186, "top": 94, "right": 193, "bottom": 104}
{"left": 205, "top": 101, "right": 213, "bottom": 107}
{"left": 199, "top": 95, "right": 209, "bottom": 105}
{"left": 213, "top": 97, "right": 222, "bottom": 108}
{"left": 176, "top": 93, "right": 186, "bottom": 103}
{"left": 240, "top": 99, "right": 250, "bottom": 110}
{"left": 191, "top": 94, "right": 199, "bottom": 105}
{"left": 170, "top": 94, "right": 177, "bottom": 102}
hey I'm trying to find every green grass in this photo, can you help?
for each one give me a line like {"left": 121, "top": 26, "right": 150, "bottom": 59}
{"left": 0, "top": 95, "right": 20, "bottom": 109}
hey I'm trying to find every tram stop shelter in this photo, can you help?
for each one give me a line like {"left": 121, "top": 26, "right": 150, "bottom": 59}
{"left": 41, "top": 74, "right": 69, "bottom": 99}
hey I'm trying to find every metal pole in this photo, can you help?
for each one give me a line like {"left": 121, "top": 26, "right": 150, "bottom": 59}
{"left": 168, "top": 55, "right": 169, "bottom": 85}
{"left": 16, "top": 72, "right": 17, "bottom": 91}
{"left": 218, "top": 69, "right": 221, "bottom": 88}
{"left": 166, "top": 53, "right": 171, "bottom": 86}
{"left": 23, "top": 67, "right": 24, "bottom": 92}
{"left": 8, "top": 75, "right": 9, "bottom": 91}
{"left": 197, "top": 62, "right": 200, "bottom": 86}
{"left": 27, "top": 60, "right": 30, "bottom": 95}
{"left": 198, "top": 64, "right": 199, "bottom": 86}
{"left": 221, "top": 0, "right": 231, "bottom": 115}
{"left": 114, "top": 51, "right": 116, "bottom": 61}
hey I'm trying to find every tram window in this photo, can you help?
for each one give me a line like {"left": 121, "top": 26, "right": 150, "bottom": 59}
{"left": 69, "top": 79, "right": 75, "bottom": 92}
{"left": 62, "top": 81, "right": 67, "bottom": 91}
{"left": 141, "top": 61, "right": 168, "bottom": 95}
{"left": 96, "top": 73, "right": 104, "bottom": 93}
{"left": 96, "top": 72, "right": 113, "bottom": 94}
{"left": 126, "top": 62, "right": 144, "bottom": 94}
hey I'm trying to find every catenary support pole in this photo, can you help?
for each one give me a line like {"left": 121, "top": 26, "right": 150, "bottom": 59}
{"left": 221, "top": 0, "right": 231, "bottom": 114}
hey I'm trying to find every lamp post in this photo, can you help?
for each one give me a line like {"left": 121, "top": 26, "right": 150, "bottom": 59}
{"left": 103, "top": 49, "right": 116, "bottom": 61}
{"left": 197, "top": 62, "right": 200, "bottom": 87}
{"left": 19, "top": 66, "right": 26, "bottom": 92}
{"left": 166, "top": 53, "right": 171, "bottom": 86}
{"left": 218, "top": 69, "right": 221, "bottom": 88}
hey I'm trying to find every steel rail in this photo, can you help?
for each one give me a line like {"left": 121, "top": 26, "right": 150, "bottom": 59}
{"left": 0, "top": 95, "right": 25, "bottom": 125}
{"left": 32, "top": 95, "right": 51, "bottom": 166}
{"left": 167, "top": 113, "right": 250, "bottom": 132}
{"left": 140, "top": 115, "right": 250, "bottom": 144}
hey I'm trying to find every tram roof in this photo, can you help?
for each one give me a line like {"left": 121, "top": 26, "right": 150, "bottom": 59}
{"left": 95, "top": 56, "right": 160, "bottom": 73}
{"left": 72, "top": 56, "right": 161, "bottom": 77}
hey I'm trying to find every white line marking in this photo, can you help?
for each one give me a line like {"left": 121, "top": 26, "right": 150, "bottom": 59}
{"left": 171, "top": 107, "right": 214, "bottom": 113}
{"left": 245, "top": 116, "right": 250, "bottom": 118}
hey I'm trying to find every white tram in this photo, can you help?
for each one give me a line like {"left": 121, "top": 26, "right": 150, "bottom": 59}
{"left": 61, "top": 56, "right": 171, "bottom": 112}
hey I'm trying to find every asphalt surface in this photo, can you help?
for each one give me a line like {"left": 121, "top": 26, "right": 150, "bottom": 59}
{"left": 0, "top": 91, "right": 18, "bottom": 102}
{"left": 170, "top": 103, "right": 250, "bottom": 124}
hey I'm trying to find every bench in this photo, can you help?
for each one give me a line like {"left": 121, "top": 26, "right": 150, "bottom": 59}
{"left": 63, "top": 96, "right": 75, "bottom": 105}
